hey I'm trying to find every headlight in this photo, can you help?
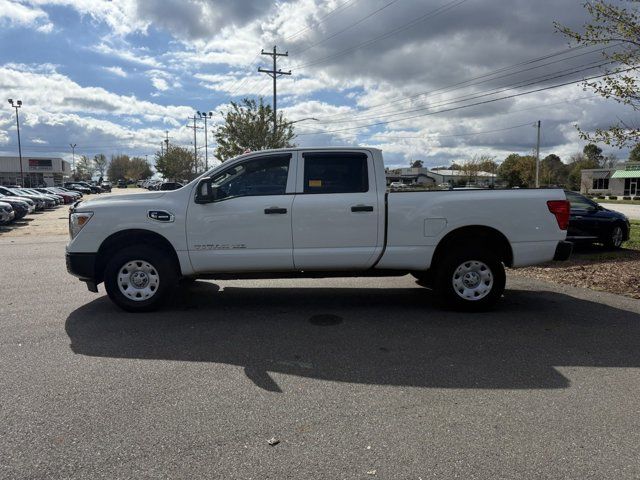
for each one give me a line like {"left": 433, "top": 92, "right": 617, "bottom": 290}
{"left": 69, "top": 212, "right": 93, "bottom": 239}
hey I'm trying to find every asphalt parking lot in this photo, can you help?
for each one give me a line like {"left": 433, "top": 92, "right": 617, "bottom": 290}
{"left": 1, "top": 218, "right": 640, "bottom": 478}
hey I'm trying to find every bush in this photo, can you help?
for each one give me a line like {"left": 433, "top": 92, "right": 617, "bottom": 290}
{"left": 609, "top": 195, "right": 618, "bottom": 200}
{"left": 633, "top": 197, "right": 640, "bottom": 201}
{"left": 597, "top": 195, "right": 606, "bottom": 199}
{"left": 623, "top": 196, "right": 632, "bottom": 200}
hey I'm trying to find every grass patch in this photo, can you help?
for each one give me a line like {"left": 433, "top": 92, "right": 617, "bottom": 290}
{"left": 593, "top": 198, "right": 640, "bottom": 205}
{"left": 627, "top": 220, "right": 640, "bottom": 251}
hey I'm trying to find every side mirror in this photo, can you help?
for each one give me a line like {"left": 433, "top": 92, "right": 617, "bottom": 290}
{"left": 194, "top": 178, "right": 216, "bottom": 204}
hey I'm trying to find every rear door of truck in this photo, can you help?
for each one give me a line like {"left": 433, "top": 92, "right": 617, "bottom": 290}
{"left": 291, "top": 150, "right": 383, "bottom": 270}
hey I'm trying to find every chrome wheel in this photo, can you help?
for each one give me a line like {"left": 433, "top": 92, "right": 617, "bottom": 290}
{"left": 452, "top": 260, "right": 494, "bottom": 301}
{"left": 611, "top": 226, "right": 623, "bottom": 248}
{"left": 117, "top": 260, "right": 160, "bottom": 302}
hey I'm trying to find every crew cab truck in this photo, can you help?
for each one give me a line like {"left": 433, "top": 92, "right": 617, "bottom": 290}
{"left": 66, "top": 148, "right": 572, "bottom": 312}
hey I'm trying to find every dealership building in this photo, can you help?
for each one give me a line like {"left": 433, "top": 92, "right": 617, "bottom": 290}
{"left": 0, "top": 156, "right": 71, "bottom": 187}
{"left": 580, "top": 162, "right": 640, "bottom": 197}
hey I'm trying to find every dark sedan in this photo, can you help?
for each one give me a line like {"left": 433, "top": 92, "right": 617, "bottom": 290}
{"left": 565, "top": 190, "right": 631, "bottom": 249}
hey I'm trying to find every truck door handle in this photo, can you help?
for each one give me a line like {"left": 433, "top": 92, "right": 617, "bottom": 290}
{"left": 264, "top": 207, "right": 287, "bottom": 214}
{"left": 351, "top": 205, "right": 374, "bottom": 212}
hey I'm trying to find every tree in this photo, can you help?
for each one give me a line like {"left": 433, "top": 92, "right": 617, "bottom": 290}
{"left": 556, "top": 1, "right": 640, "bottom": 147}
{"left": 127, "top": 157, "right": 153, "bottom": 180}
{"left": 155, "top": 146, "right": 196, "bottom": 181}
{"left": 476, "top": 155, "right": 498, "bottom": 174}
{"left": 498, "top": 153, "right": 536, "bottom": 187}
{"left": 214, "top": 97, "right": 295, "bottom": 161}
{"left": 567, "top": 152, "right": 601, "bottom": 191}
{"left": 602, "top": 153, "right": 619, "bottom": 168}
{"left": 629, "top": 143, "right": 640, "bottom": 162}
{"left": 93, "top": 154, "right": 108, "bottom": 179}
{"left": 583, "top": 143, "right": 604, "bottom": 165}
{"left": 410, "top": 160, "right": 424, "bottom": 168}
{"left": 541, "top": 154, "right": 569, "bottom": 186}
{"left": 108, "top": 154, "right": 130, "bottom": 180}
{"left": 75, "top": 155, "right": 95, "bottom": 181}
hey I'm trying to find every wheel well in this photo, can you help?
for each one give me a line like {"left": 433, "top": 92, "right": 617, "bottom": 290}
{"left": 431, "top": 226, "right": 513, "bottom": 269}
{"left": 95, "top": 229, "right": 180, "bottom": 282}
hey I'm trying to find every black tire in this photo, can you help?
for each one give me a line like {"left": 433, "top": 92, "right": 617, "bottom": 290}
{"left": 433, "top": 246, "right": 506, "bottom": 311}
{"left": 104, "top": 245, "right": 178, "bottom": 312}
{"left": 603, "top": 223, "right": 625, "bottom": 250}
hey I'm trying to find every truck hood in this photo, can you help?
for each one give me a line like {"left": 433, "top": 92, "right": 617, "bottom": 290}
{"left": 77, "top": 191, "right": 167, "bottom": 210}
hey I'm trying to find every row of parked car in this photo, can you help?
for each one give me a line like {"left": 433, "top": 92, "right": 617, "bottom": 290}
{"left": 0, "top": 185, "right": 88, "bottom": 225}
{"left": 64, "top": 180, "right": 112, "bottom": 194}
{"left": 138, "top": 179, "right": 184, "bottom": 191}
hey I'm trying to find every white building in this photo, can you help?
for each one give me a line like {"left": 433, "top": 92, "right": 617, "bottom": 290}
{"left": 580, "top": 162, "right": 640, "bottom": 197}
{"left": 0, "top": 156, "right": 71, "bottom": 187}
{"left": 386, "top": 167, "right": 497, "bottom": 187}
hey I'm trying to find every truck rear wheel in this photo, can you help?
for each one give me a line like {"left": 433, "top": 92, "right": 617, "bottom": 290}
{"left": 434, "top": 247, "right": 505, "bottom": 311}
{"left": 104, "top": 245, "right": 177, "bottom": 312}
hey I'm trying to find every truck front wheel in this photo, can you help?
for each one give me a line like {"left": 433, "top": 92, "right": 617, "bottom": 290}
{"left": 434, "top": 247, "right": 505, "bottom": 311}
{"left": 104, "top": 245, "right": 177, "bottom": 312}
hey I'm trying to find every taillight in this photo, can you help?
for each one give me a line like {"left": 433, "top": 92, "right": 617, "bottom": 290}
{"left": 547, "top": 200, "right": 570, "bottom": 230}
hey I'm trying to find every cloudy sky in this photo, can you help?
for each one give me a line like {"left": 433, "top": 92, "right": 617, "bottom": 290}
{"left": 0, "top": 0, "right": 635, "bottom": 169}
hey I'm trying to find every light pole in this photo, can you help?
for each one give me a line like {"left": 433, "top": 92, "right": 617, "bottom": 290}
{"left": 284, "top": 117, "right": 319, "bottom": 127}
{"left": 69, "top": 143, "right": 77, "bottom": 178}
{"left": 8, "top": 99, "right": 23, "bottom": 186}
{"left": 197, "top": 111, "right": 212, "bottom": 171}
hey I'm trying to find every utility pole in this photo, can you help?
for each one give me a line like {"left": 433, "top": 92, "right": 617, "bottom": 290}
{"left": 187, "top": 115, "right": 204, "bottom": 174}
{"left": 258, "top": 46, "right": 291, "bottom": 136}
{"left": 69, "top": 143, "right": 77, "bottom": 178}
{"left": 160, "top": 141, "right": 164, "bottom": 156}
{"left": 7, "top": 99, "right": 23, "bottom": 186}
{"left": 165, "top": 130, "right": 170, "bottom": 152}
{"left": 535, "top": 120, "right": 541, "bottom": 188}
{"left": 197, "top": 111, "right": 212, "bottom": 171}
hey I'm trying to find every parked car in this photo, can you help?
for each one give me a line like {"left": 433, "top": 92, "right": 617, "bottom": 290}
{"left": 117, "top": 179, "right": 127, "bottom": 189}
{"left": 55, "top": 187, "right": 83, "bottom": 199}
{"left": 565, "top": 190, "right": 631, "bottom": 249}
{"left": 22, "top": 188, "right": 62, "bottom": 206}
{"left": 0, "top": 201, "right": 15, "bottom": 224}
{"left": 64, "top": 183, "right": 92, "bottom": 195}
{"left": 36, "top": 188, "right": 74, "bottom": 204}
{"left": 101, "top": 181, "right": 112, "bottom": 193}
{"left": 0, "top": 186, "right": 45, "bottom": 210}
{"left": 158, "top": 182, "right": 184, "bottom": 191}
{"left": 66, "top": 147, "right": 572, "bottom": 312}
{"left": 0, "top": 194, "right": 31, "bottom": 219}
{"left": 75, "top": 181, "right": 102, "bottom": 194}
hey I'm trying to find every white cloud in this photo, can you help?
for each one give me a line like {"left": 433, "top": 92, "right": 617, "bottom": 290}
{"left": 91, "top": 43, "right": 160, "bottom": 68}
{"left": 102, "top": 66, "right": 127, "bottom": 77}
{"left": 0, "top": 0, "right": 53, "bottom": 31}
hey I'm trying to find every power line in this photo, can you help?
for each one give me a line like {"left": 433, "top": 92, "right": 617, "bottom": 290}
{"left": 295, "top": 66, "right": 636, "bottom": 136}
{"left": 312, "top": 44, "right": 612, "bottom": 122}
{"left": 288, "top": 0, "right": 471, "bottom": 71}
{"left": 361, "top": 122, "right": 535, "bottom": 140}
{"left": 290, "top": 0, "right": 402, "bottom": 56}
{"left": 305, "top": 58, "right": 615, "bottom": 126}
{"left": 284, "top": 0, "right": 362, "bottom": 42}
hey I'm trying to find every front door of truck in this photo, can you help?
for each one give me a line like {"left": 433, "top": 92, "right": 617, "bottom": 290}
{"left": 187, "top": 153, "right": 296, "bottom": 273}
{"left": 291, "top": 151, "right": 381, "bottom": 270}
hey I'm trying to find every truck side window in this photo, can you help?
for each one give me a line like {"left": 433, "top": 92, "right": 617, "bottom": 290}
{"left": 210, "top": 154, "right": 290, "bottom": 201}
{"left": 303, "top": 152, "right": 368, "bottom": 194}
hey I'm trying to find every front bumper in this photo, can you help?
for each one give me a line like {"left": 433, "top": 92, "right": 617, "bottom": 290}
{"left": 66, "top": 252, "right": 99, "bottom": 292}
{"left": 553, "top": 240, "right": 573, "bottom": 261}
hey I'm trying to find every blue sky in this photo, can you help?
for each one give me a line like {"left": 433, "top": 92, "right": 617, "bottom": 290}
{"left": 0, "top": 0, "right": 635, "bottom": 171}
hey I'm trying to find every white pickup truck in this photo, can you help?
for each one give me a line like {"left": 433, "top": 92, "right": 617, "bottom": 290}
{"left": 66, "top": 147, "right": 572, "bottom": 312}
